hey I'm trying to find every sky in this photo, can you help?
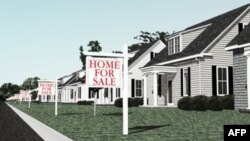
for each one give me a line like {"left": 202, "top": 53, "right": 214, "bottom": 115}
{"left": 0, "top": 0, "right": 249, "bottom": 86}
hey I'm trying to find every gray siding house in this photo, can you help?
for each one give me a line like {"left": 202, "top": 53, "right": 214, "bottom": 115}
{"left": 131, "top": 4, "right": 250, "bottom": 107}
{"left": 225, "top": 22, "right": 250, "bottom": 110}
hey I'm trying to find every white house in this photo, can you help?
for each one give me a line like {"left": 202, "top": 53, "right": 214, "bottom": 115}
{"left": 58, "top": 69, "right": 121, "bottom": 104}
{"left": 225, "top": 22, "right": 250, "bottom": 110}
{"left": 126, "top": 4, "right": 250, "bottom": 107}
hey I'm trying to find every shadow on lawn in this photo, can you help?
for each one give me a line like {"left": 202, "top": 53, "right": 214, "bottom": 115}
{"left": 102, "top": 112, "right": 132, "bottom": 116}
{"left": 129, "top": 124, "right": 171, "bottom": 134}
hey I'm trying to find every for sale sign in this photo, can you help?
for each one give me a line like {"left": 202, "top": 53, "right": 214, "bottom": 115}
{"left": 86, "top": 57, "right": 122, "bottom": 87}
{"left": 38, "top": 80, "right": 56, "bottom": 95}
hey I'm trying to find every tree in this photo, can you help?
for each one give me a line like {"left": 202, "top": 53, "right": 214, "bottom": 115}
{"left": 21, "top": 77, "right": 40, "bottom": 90}
{"left": 87, "top": 40, "right": 102, "bottom": 52}
{"left": 21, "top": 77, "right": 40, "bottom": 100}
{"left": 0, "top": 83, "right": 20, "bottom": 101}
{"left": 79, "top": 46, "right": 86, "bottom": 70}
{"left": 129, "top": 31, "right": 169, "bottom": 51}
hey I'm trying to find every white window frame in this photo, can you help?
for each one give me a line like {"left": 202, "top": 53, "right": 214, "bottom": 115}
{"left": 216, "top": 66, "right": 229, "bottom": 95}
{"left": 135, "top": 80, "right": 142, "bottom": 97}
{"left": 182, "top": 68, "right": 189, "bottom": 96}
{"left": 167, "top": 35, "right": 181, "bottom": 55}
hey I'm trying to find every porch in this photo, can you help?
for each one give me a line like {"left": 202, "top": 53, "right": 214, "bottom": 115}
{"left": 141, "top": 65, "right": 178, "bottom": 107}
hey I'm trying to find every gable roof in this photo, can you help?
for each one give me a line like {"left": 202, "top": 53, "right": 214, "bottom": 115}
{"left": 227, "top": 23, "right": 250, "bottom": 47}
{"left": 144, "top": 4, "right": 250, "bottom": 67}
{"left": 128, "top": 40, "right": 165, "bottom": 66}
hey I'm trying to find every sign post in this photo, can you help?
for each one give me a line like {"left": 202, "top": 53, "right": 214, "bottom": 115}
{"left": 84, "top": 45, "right": 133, "bottom": 135}
{"left": 28, "top": 90, "right": 31, "bottom": 108}
{"left": 122, "top": 45, "right": 128, "bottom": 135}
{"left": 55, "top": 78, "right": 58, "bottom": 116}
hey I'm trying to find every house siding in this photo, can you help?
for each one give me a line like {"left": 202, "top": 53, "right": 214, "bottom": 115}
{"left": 200, "top": 9, "right": 250, "bottom": 96}
{"left": 233, "top": 49, "right": 248, "bottom": 110}
{"left": 182, "top": 27, "right": 207, "bottom": 50}
{"left": 128, "top": 41, "right": 166, "bottom": 98}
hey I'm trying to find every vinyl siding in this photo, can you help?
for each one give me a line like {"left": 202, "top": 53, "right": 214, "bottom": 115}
{"left": 182, "top": 27, "right": 207, "bottom": 50}
{"left": 233, "top": 49, "right": 248, "bottom": 110}
{"left": 200, "top": 9, "right": 250, "bottom": 96}
{"left": 128, "top": 41, "right": 166, "bottom": 98}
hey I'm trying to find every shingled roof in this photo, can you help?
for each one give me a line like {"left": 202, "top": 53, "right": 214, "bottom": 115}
{"left": 144, "top": 4, "right": 250, "bottom": 67}
{"left": 227, "top": 23, "right": 250, "bottom": 47}
{"left": 128, "top": 40, "right": 163, "bottom": 66}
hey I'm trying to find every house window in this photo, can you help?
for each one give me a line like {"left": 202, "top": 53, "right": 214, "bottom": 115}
{"left": 135, "top": 80, "right": 142, "bottom": 97}
{"left": 183, "top": 68, "right": 189, "bottom": 96}
{"left": 217, "top": 67, "right": 228, "bottom": 95}
{"left": 116, "top": 88, "right": 120, "bottom": 98}
{"left": 70, "top": 89, "right": 73, "bottom": 99}
{"left": 168, "top": 36, "right": 181, "bottom": 55}
{"left": 104, "top": 88, "right": 109, "bottom": 98}
{"left": 150, "top": 52, "right": 156, "bottom": 60}
{"left": 78, "top": 87, "right": 81, "bottom": 99}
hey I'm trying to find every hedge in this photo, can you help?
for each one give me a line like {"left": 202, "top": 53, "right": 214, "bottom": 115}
{"left": 178, "top": 95, "right": 234, "bottom": 111}
{"left": 208, "top": 96, "right": 223, "bottom": 111}
{"left": 114, "top": 98, "right": 143, "bottom": 107}
{"left": 177, "top": 97, "right": 192, "bottom": 110}
{"left": 77, "top": 100, "right": 94, "bottom": 105}
{"left": 221, "top": 95, "right": 234, "bottom": 110}
{"left": 192, "top": 95, "right": 208, "bottom": 111}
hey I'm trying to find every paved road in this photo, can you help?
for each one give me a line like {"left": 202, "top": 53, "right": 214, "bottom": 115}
{"left": 0, "top": 101, "right": 43, "bottom": 141}
{"left": 7, "top": 102, "right": 73, "bottom": 141}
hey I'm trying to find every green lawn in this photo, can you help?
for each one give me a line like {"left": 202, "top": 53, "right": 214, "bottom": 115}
{"left": 8, "top": 102, "right": 250, "bottom": 141}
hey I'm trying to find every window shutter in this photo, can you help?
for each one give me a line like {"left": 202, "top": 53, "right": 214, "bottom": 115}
{"left": 131, "top": 79, "right": 135, "bottom": 97}
{"left": 97, "top": 91, "right": 99, "bottom": 99}
{"left": 181, "top": 69, "right": 183, "bottom": 97}
{"left": 212, "top": 66, "right": 217, "bottom": 96}
{"left": 228, "top": 66, "right": 233, "bottom": 95}
{"left": 158, "top": 74, "right": 162, "bottom": 97}
{"left": 88, "top": 88, "right": 91, "bottom": 99}
{"left": 150, "top": 52, "right": 154, "bottom": 60}
{"left": 111, "top": 88, "right": 113, "bottom": 102}
{"left": 238, "top": 23, "right": 243, "bottom": 33}
{"left": 188, "top": 67, "right": 191, "bottom": 96}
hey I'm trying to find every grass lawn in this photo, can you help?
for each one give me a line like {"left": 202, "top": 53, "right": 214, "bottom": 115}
{"left": 8, "top": 102, "right": 250, "bottom": 141}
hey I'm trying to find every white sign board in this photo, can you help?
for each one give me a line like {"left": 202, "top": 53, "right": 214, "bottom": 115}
{"left": 38, "top": 81, "right": 56, "bottom": 95}
{"left": 86, "top": 57, "right": 122, "bottom": 88}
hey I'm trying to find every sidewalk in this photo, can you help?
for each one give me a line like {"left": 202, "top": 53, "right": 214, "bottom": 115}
{"left": 7, "top": 103, "right": 73, "bottom": 141}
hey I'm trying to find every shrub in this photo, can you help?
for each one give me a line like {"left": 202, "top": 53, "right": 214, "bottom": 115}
{"left": 114, "top": 98, "right": 143, "bottom": 107}
{"left": 32, "top": 100, "right": 41, "bottom": 104}
{"left": 77, "top": 100, "right": 94, "bottom": 105}
{"left": 221, "top": 95, "right": 234, "bottom": 110}
{"left": 114, "top": 98, "right": 123, "bottom": 107}
{"left": 192, "top": 95, "right": 208, "bottom": 111}
{"left": 208, "top": 96, "right": 223, "bottom": 111}
{"left": 178, "top": 97, "right": 192, "bottom": 110}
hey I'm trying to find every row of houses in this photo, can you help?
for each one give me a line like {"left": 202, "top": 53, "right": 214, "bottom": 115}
{"left": 40, "top": 4, "right": 250, "bottom": 110}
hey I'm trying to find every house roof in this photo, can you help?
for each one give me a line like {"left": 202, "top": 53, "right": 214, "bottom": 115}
{"left": 58, "top": 74, "right": 76, "bottom": 87}
{"left": 227, "top": 23, "right": 250, "bottom": 47}
{"left": 144, "top": 4, "right": 250, "bottom": 67}
{"left": 128, "top": 40, "right": 163, "bottom": 66}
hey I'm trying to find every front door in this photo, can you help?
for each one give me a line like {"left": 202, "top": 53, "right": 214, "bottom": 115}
{"left": 168, "top": 81, "right": 173, "bottom": 104}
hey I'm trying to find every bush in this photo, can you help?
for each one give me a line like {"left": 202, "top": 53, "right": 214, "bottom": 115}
{"left": 178, "top": 97, "right": 192, "bottom": 110}
{"left": 77, "top": 100, "right": 94, "bottom": 105}
{"left": 114, "top": 98, "right": 143, "bottom": 107}
{"left": 221, "top": 95, "right": 234, "bottom": 110}
{"left": 114, "top": 98, "right": 123, "bottom": 107}
{"left": 208, "top": 96, "right": 223, "bottom": 111}
{"left": 32, "top": 100, "right": 41, "bottom": 104}
{"left": 192, "top": 95, "right": 208, "bottom": 111}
